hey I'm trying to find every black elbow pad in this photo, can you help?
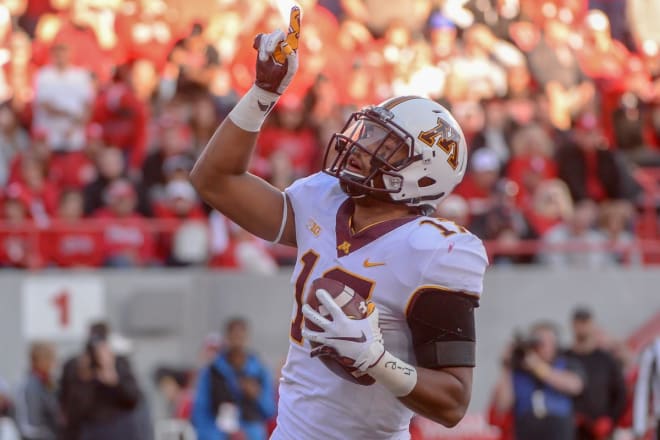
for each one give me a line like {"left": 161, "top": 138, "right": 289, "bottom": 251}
{"left": 406, "top": 288, "right": 478, "bottom": 369}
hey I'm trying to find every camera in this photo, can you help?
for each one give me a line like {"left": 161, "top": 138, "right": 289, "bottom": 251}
{"left": 510, "top": 332, "right": 541, "bottom": 370}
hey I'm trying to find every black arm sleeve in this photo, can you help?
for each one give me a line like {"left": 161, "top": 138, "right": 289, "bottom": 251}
{"left": 406, "top": 288, "right": 479, "bottom": 369}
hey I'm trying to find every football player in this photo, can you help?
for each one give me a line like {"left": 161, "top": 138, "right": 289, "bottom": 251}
{"left": 190, "top": 9, "right": 488, "bottom": 439}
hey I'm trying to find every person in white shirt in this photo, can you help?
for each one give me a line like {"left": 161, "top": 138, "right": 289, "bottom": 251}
{"left": 33, "top": 41, "right": 94, "bottom": 152}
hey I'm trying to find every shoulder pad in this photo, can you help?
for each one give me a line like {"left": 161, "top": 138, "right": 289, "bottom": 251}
{"left": 414, "top": 220, "right": 489, "bottom": 296}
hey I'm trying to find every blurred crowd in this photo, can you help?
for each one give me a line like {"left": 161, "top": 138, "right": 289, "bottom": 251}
{"left": 0, "top": 0, "right": 659, "bottom": 269}
{"left": 0, "top": 318, "right": 278, "bottom": 440}
{"left": 487, "top": 308, "right": 659, "bottom": 440}
{"left": 0, "top": 315, "right": 658, "bottom": 440}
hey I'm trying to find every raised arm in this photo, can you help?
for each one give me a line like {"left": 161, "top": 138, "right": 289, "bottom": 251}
{"left": 190, "top": 10, "right": 301, "bottom": 246}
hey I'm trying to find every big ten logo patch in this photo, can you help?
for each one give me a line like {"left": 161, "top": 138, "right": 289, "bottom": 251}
{"left": 307, "top": 219, "right": 322, "bottom": 237}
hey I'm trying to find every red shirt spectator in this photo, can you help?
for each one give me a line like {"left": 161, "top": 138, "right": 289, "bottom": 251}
{"left": 0, "top": 184, "right": 43, "bottom": 268}
{"left": 11, "top": 158, "right": 60, "bottom": 222}
{"left": 152, "top": 180, "right": 206, "bottom": 264}
{"left": 256, "top": 96, "right": 320, "bottom": 180}
{"left": 454, "top": 149, "right": 501, "bottom": 217}
{"left": 48, "top": 151, "right": 96, "bottom": 189}
{"left": 93, "top": 179, "right": 155, "bottom": 266}
{"left": 53, "top": 21, "right": 114, "bottom": 83}
{"left": 44, "top": 189, "right": 103, "bottom": 268}
{"left": 92, "top": 68, "right": 149, "bottom": 172}
{"left": 507, "top": 155, "right": 557, "bottom": 209}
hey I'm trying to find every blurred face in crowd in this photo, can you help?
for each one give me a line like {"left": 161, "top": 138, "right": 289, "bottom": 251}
{"left": 171, "top": 196, "right": 193, "bottom": 216}
{"left": 51, "top": 44, "right": 71, "bottom": 69}
{"left": 484, "top": 99, "right": 508, "bottom": 130}
{"left": 58, "top": 191, "right": 84, "bottom": 220}
{"left": 21, "top": 158, "right": 46, "bottom": 190}
{"left": 474, "top": 168, "right": 499, "bottom": 190}
{"left": 570, "top": 200, "right": 597, "bottom": 233}
{"left": 600, "top": 201, "right": 632, "bottom": 237}
{"left": 572, "top": 317, "right": 595, "bottom": 346}
{"left": 430, "top": 26, "right": 456, "bottom": 59}
{"left": 10, "top": 30, "right": 32, "bottom": 65}
{"left": 96, "top": 148, "right": 124, "bottom": 180}
{"left": 191, "top": 98, "right": 217, "bottom": 130}
{"left": 31, "top": 343, "right": 56, "bottom": 376}
{"left": 3, "top": 199, "right": 27, "bottom": 222}
{"left": 158, "top": 375, "right": 181, "bottom": 402}
{"left": 454, "top": 102, "right": 485, "bottom": 135}
{"left": 131, "top": 59, "right": 158, "bottom": 101}
{"left": 534, "top": 180, "right": 572, "bottom": 221}
{"left": 0, "top": 105, "right": 17, "bottom": 132}
{"left": 161, "top": 126, "right": 188, "bottom": 155}
{"left": 507, "top": 64, "right": 531, "bottom": 97}
{"left": 532, "top": 326, "right": 558, "bottom": 362}
{"left": 109, "top": 191, "right": 136, "bottom": 216}
{"left": 574, "top": 114, "right": 605, "bottom": 151}
{"left": 225, "top": 320, "right": 248, "bottom": 353}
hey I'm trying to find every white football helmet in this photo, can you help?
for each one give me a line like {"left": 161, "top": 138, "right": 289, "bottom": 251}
{"left": 323, "top": 96, "right": 468, "bottom": 213}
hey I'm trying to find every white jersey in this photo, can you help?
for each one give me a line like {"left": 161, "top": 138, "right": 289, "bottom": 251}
{"left": 273, "top": 173, "right": 488, "bottom": 440}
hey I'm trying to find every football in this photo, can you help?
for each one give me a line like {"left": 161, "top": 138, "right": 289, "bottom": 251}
{"left": 304, "top": 277, "right": 376, "bottom": 385}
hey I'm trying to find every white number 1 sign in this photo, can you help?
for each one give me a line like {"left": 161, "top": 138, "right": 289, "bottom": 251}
{"left": 21, "top": 276, "right": 105, "bottom": 340}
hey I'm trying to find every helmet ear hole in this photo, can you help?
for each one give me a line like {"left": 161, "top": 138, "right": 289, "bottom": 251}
{"left": 417, "top": 177, "right": 436, "bottom": 188}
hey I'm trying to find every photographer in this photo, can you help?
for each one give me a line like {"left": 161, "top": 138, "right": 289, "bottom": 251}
{"left": 59, "top": 323, "right": 142, "bottom": 440}
{"left": 492, "top": 322, "right": 585, "bottom": 440}
{"left": 192, "top": 318, "right": 275, "bottom": 440}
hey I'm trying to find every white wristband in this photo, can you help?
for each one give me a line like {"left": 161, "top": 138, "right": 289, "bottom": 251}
{"left": 367, "top": 351, "right": 418, "bottom": 397}
{"left": 228, "top": 85, "right": 280, "bottom": 132}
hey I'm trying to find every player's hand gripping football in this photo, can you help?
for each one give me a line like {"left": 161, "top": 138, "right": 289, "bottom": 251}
{"left": 302, "top": 289, "right": 385, "bottom": 372}
{"left": 252, "top": 6, "right": 301, "bottom": 95}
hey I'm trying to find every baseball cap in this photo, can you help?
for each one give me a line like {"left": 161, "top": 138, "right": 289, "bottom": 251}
{"left": 165, "top": 180, "right": 197, "bottom": 201}
{"left": 162, "top": 155, "right": 194, "bottom": 176}
{"left": 471, "top": 148, "right": 500, "bottom": 173}
{"left": 429, "top": 12, "right": 456, "bottom": 31}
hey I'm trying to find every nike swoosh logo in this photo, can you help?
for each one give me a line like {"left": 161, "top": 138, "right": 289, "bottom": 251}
{"left": 257, "top": 100, "right": 275, "bottom": 112}
{"left": 327, "top": 332, "right": 367, "bottom": 343}
{"left": 363, "top": 259, "right": 386, "bottom": 268}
